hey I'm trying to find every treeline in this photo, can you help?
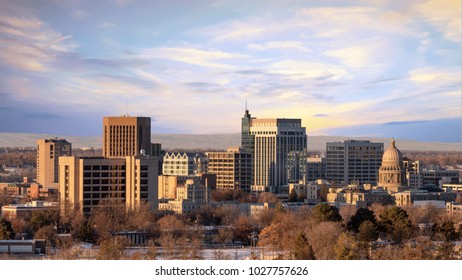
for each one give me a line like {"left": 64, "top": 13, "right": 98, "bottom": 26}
{"left": 403, "top": 151, "right": 462, "bottom": 167}
{"left": 257, "top": 203, "right": 462, "bottom": 260}
{"left": 1, "top": 199, "right": 461, "bottom": 260}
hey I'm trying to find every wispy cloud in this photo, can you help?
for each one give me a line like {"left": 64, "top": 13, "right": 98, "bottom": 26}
{"left": 0, "top": 1, "right": 459, "bottom": 140}
{"left": 248, "top": 41, "right": 311, "bottom": 52}
{"left": 413, "top": 0, "right": 461, "bottom": 43}
{"left": 138, "top": 47, "right": 248, "bottom": 69}
{"left": 100, "top": 22, "right": 117, "bottom": 28}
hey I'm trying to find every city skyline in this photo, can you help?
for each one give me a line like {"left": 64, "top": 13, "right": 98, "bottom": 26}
{"left": 0, "top": 0, "right": 460, "bottom": 143}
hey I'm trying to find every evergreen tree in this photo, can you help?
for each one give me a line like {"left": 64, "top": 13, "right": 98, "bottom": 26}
{"left": 347, "top": 208, "right": 376, "bottom": 233}
{"left": 312, "top": 204, "right": 342, "bottom": 223}
{"left": 292, "top": 233, "right": 316, "bottom": 260}
{"left": 379, "top": 206, "right": 413, "bottom": 243}
{"left": 0, "top": 218, "right": 15, "bottom": 240}
{"left": 334, "top": 232, "right": 361, "bottom": 260}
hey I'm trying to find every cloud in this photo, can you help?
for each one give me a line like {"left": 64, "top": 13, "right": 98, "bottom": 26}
{"left": 268, "top": 60, "right": 349, "bottom": 80}
{"left": 409, "top": 67, "right": 461, "bottom": 84}
{"left": 0, "top": 15, "right": 42, "bottom": 29}
{"left": 100, "top": 22, "right": 117, "bottom": 28}
{"left": 0, "top": 15, "right": 75, "bottom": 72}
{"left": 248, "top": 41, "right": 311, "bottom": 52}
{"left": 106, "top": 0, "right": 135, "bottom": 7}
{"left": 383, "top": 120, "right": 428, "bottom": 126}
{"left": 413, "top": 0, "right": 461, "bottom": 42}
{"left": 138, "top": 47, "right": 247, "bottom": 69}
{"left": 71, "top": 9, "right": 89, "bottom": 19}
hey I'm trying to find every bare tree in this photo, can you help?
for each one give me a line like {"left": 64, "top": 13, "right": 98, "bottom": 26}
{"left": 214, "top": 227, "right": 233, "bottom": 248}
{"left": 307, "top": 221, "right": 344, "bottom": 260}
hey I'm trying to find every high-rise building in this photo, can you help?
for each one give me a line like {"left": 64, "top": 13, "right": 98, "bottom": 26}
{"left": 241, "top": 107, "right": 255, "bottom": 155}
{"left": 102, "top": 116, "right": 151, "bottom": 158}
{"left": 326, "top": 140, "right": 383, "bottom": 185}
{"left": 37, "top": 139, "right": 72, "bottom": 188}
{"left": 250, "top": 117, "right": 307, "bottom": 193}
{"left": 59, "top": 155, "right": 158, "bottom": 214}
{"left": 59, "top": 115, "right": 159, "bottom": 214}
{"left": 307, "top": 157, "right": 326, "bottom": 182}
{"left": 206, "top": 147, "right": 252, "bottom": 192}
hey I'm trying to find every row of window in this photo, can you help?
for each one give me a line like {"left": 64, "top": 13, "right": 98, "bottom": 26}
{"left": 83, "top": 165, "right": 126, "bottom": 171}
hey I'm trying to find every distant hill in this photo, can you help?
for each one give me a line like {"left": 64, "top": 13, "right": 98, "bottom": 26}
{"left": 0, "top": 132, "right": 460, "bottom": 151}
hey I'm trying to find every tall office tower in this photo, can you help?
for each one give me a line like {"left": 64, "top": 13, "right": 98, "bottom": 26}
{"left": 37, "top": 139, "right": 72, "bottom": 188}
{"left": 207, "top": 147, "right": 252, "bottom": 192}
{"left": 241, "top": 106, "right": 255, "bottom": 154}
{"left": 103, "top": 116, "right": 151, "bottom": 158}
{"left": 250, "top": 118, "right": 307, "bottom": 193}
{"left": 59, "top": 155, "right": 158, "bottom": 214}
{"left": 326, "top": 140, "right": 383, "bottom": 185}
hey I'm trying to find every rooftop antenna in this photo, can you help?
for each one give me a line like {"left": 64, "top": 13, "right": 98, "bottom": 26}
{"left": 125, "top": 95, "right": 129, "bottom": 117}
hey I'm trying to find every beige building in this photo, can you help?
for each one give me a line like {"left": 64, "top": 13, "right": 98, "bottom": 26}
{"left": 392, "top": 190, "right": 456, "bottom": 207}
{"left": 207, "top": 147, "right": 252, "bottom": 192}
{"left": 288, "top": 182, "right": 306, "bottom": 199}
{"left": 158, "top": 173, "right": 216, "bottom": 200}
{"left": 378, "top": 138, "right": 407, "bottom": 193}
{"left": 158, "top": 175, "right": 186, "bottom": 199}
{"left": 446, "top": 202, "right": 462, "bottom": 217}
{"left": 1, "top": 201, "right": 59, "bottom": 220}
{"left": 217, "top": 201, "right": 276, "bottom": 219}
{"left": 250, "top": 118, "right": 307, "bottom": 193}
{"left": 326, "top": 140, "right": 383, "bottom": 185}
{"left": 327, "top": 185, "right": 392, "bottom": 208}
{"left": 102, "top": 116, "right": 151, "bottom": 158}
{"left": 59, "top": 155, "right": 158, "bottom": 214}
{"left": 37, "top": 139, "right": 71, "bottom": 188}
{"left": 157, "top": 176, "right": 211, "bottom": 214}
{"left": 162, "top": 152, "right": 202, "bottom": 176}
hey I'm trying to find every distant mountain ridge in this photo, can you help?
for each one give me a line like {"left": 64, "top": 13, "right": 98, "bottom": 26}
{"left": 0, "top": 132, "right": 460, "bottom": 151}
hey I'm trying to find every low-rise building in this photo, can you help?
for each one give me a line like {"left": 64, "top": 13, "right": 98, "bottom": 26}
{"left": 158, "top": 176, "right": 211, "bottom": 214}
{"left": 446, "top": 202, "right": 462, "bottom": 217}
{"left": 393, "top": 190, "right": 457, "bottom": 207}
{"left": 327, "top": 185, "right": 392, "bottom": 208}
{"left": 421, "top": 168, "right": 460, "bottom": 187}
{"left": 1, "top": 201, "right": 59, "bottom": 220}
{"left": 162, "top": 152, "right": 206, "bottom": 176}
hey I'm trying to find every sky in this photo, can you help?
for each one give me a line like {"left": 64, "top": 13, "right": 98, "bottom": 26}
{"left": 0, "top": 0, "right": 460, "bottom": 142}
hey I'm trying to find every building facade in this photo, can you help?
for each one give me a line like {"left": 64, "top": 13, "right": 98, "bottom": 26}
{"left": 162, "top": 152, "right": 206, "bottom": 176}
{"left": 421, "top": 168, "right": 460, "bottom": 187}
{"left": 157, "top": 176, "right": 211, "bottom": 214}
{"left": 250, "top": 118, "right": 307, "bottom": 193}
{"left": 158, "top": 173, "right": 216, "bottom": 200}
{"left": 59, "top": 156, "right": 158, "bottom": 214}
{"left": 206, "top": 147, "right": 252, "bottom": 192}
{"left": 102, "top": 116, "right": 151, "bottom": 158}
{"left": 241, "top": 107, "right": 255, "bottom": 155}
{"left": 307, "top": 157, "right": 326, "bottom": 182}
{"left": 36, "top": 139, "right": 72, "bottom": 188}
{"left": 326, "top": 140, "right": 383, "bottom": 185}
